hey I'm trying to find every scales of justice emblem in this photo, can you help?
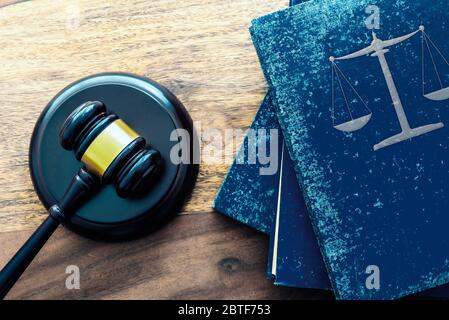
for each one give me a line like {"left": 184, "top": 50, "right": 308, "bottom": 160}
{"left": 330, "top": 26, "right": 449, "bottom": 151}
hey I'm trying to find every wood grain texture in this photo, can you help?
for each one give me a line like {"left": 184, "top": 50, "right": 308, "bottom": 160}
{"left": 1, "top": 213, "right": 332, "bottom": 300}
{"left": 0, "top": 0, "right": 332, "bottom": 299}
{"left": 0, "top": 0, "right": 27, "bottom": 8}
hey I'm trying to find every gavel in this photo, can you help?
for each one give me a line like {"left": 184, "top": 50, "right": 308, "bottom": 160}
{"left": 0, "top": 101, "right": 162, "bottom": 299}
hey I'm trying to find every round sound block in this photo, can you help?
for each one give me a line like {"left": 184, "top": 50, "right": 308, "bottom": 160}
{"left": 29, "top": 73, "right": 198, "bottom": 241}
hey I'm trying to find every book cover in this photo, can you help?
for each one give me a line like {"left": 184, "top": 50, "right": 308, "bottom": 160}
{"left": 251, "top": 0, "right": 449, "bottom": 299}
{"left": 267, "top": 143, "right": 449, "bottom": 297}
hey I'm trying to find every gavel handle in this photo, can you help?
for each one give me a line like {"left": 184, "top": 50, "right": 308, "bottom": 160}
{"left": 0, "top": 168, "right": 99, "bottom": 299}
{"left": 0, "top": 216, "right": 59, "bottom": 299}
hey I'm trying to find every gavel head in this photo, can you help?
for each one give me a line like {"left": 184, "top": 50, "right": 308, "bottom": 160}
{"left": 59, "top": 101, "right": 162, "bottom": 198}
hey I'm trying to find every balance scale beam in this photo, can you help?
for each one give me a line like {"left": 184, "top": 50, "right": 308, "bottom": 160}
{"left": 373, "top": 122, "right": 444, "bottom": 151}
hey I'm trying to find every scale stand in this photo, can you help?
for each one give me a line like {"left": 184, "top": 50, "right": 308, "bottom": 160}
{"left": 331, "top": 26, "right": 445, "bottom": 151}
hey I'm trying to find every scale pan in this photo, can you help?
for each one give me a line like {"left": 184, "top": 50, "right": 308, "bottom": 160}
{"left": 424, "top": 87, "right": 449, "bottom": 101}
{"left": 334, "top": 114, "right": 372, "bottom": 132}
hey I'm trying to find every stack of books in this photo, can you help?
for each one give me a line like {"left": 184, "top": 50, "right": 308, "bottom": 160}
{"left": 214, "top": 0, "right": 449, "bottom": 299}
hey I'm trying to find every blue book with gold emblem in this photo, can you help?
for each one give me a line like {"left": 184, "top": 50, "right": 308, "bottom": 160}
{"left": 250, "top": 0, "right": 449, "bottom": 299}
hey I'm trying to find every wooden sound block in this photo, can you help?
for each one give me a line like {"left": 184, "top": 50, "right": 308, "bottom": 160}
{"left": 29, "top": 73, "right": 198, "bottom": 241}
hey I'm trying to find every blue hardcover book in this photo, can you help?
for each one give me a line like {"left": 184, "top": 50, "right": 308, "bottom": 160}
{"left": 250, "top": 0, "right": 449, "bottom": 299}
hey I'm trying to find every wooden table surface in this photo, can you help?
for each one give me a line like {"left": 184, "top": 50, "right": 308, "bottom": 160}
{"left": 0, "top": 0, "right": 331, "bottom": 300}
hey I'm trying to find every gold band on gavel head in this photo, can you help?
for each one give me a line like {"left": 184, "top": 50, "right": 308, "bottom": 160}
{"left": 81, "top": 119, "right": 140, "bottom": 177}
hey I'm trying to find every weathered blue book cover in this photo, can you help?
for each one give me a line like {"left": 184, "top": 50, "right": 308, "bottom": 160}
{"left": 251, "top": 0, "right": 449, "bottom": 299}
{"left": 267, "top": 142, "right": 449, "bottom": 297}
